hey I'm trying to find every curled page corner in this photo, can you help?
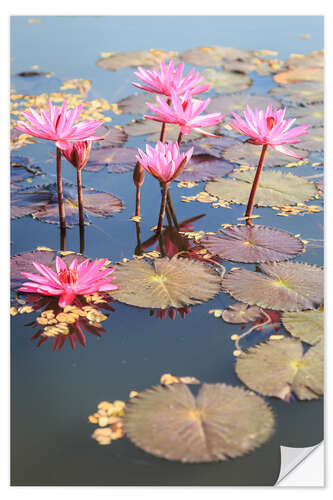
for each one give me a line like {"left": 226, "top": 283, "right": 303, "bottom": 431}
{"left": 276, "top": 442, "right": 324, "bottom": 485}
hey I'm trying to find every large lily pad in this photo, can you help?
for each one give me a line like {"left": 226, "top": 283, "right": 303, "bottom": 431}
{"left": 202, "top": 69, "right": 252, "bottom": 94}
{"left": 110, "top": 257, "right": 221, "bottom": 309}
{"left": 269, "top": 82, "right": 323, "bottom": 105}
{"left": 181, "top": 136, "right": 242, "bottom": 158}
{"left": 206, "top": 94, "right": 282, "bottom": 116}
{"left": 94, "top": 125, "right": 128, "bottom": 147}
{"left": 222, "top": 261, "right": 323, "bottom": 312}
{"left": 176, "top": 154, "right": 234, "bottom": 182}
{"left": 285, "top": 104, "right": 323, "bottom": 128}
{"left": 180, "top": 46, "right": 255, "bottom": 68}
{"left": 281, "top": 309, "right": 324, "bottom": 345}
{"left": 274, "top": 68, "right": 323, "bottom": 84}
{"left": 11, "top": 155, "right": 43, "bottom": 183}
{"left": 201, "top": 225, "right": 304, "bottom": 263}
{"left": 222, "top": 142, "right": 308, "bottom": 167}
{"left": 96, "top": 49, "right": 178, "bottom": 71}
{"left": 293, "top": 127, "right": 324, "bottom": 152}
{"left": 12, "top": 183, "right": 123, "bottom": 224}
{"left": 235, "top": 338, "right": 323, "bottom": 400}
{"left": 124, "top": 119, "right": 217, "bottom": 142}
{"left": 85, "top": 146, "right": 137, "bottom": 173}
{"left": 205, "top": 170, "right": 317, "bottom": 207}
{"left": 123, "top": 382, "right": 275, "bottom": 462}
{"left": 286, "top": 50, "right": 324, "bottom": 70}
{"left": 117, "top": 93, "right": 157, "bottom": 115}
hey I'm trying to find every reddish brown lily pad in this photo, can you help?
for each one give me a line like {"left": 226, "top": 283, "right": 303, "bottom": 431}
{"left": 222, "top": 303, "right": 262, "bottom": 324}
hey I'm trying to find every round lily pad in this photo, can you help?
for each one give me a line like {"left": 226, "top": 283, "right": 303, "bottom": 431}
{"left": 205, "top": 170, "right": 317, "bottom": 207}
{"left": 86, "top": 146, "right": 137, "bottom": 173}
{"left": 281, "top": 309, "right": 324, "bottom": 345}
{"left": 273, "top": 68, "right": 323, "bottom": 84}
{"left": 123, "top": 382, "right": 275, "bottom": 462}
{"left": 94, "top": 125, "right": 128, "bottom": 147}
{"left": 269, "top": 82, "right": 323, "bottom": 105}
{"left": 181, "top": 136, "right": 242, "bottom": 158}
{"left": 222, "top": 261, "right": 323, "bottom": 312}
{"left": 285, "top": 104, "right": 323, "bottom": 128}
{"left": 117, "top": 93, "right": 157, "bottom": 115}
{"left": 235, "top": 338, "right": 323, "bottom": 400}
{"left": 12, "top": 183, "right": 123, "bottom": 225}
{"left": 293, "top": 127, "right": 323, "bottom": 152}
{"left": 222, "top": 142, "right": 308, "bottom": 167}
{"left": 124, "top": 119, "right": 216, "bottom": 142}
{"left": 222, "top": 303, "right": 262, "bottom": 323}
{"left": 201, "top": 225, "right": 304, "bottom": 263}
{"left": 203, "top": 69, "right": 252, "bottom": 94}
{"left": 180, "top": 46, "right": 255, "bottom": 68}
{"left": 96, "top": 49, "right": 178, "bottom": 71}
{"left": 176, "top": 154, "right": 234, "bottom": 182}
{"left": 110, "top": 257, "right": 221, "bottom": 309}
{"left": 205, "top": 94, "right": 282, "bottom": 116}
{"left": 286, "top": 50, "right": 324, "bottom": 70}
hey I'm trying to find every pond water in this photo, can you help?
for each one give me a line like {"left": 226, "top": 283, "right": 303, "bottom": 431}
{"left": 11, "top": 16, "right": 323, "bottom": 486}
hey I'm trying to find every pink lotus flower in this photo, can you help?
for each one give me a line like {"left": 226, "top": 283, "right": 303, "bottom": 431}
{"left": 19, "top": 257, "right": 119, "bottom": 308}
{"left": 16, "top": 100, "right": 104, "bottom": 150}
{"left": 144, "top": 90, "right": 223, "bottom": 137}
{"left": 136, "top": 141, "right": 193, "bottom": 183}
{"left": 133, "top": 60, "right": 210, "bottom": 97}
{"left": 62, "top": 140, "right": 92, "bottom": 169}
{"left": 229, "top": 104, "right": 310, "bottom": 158}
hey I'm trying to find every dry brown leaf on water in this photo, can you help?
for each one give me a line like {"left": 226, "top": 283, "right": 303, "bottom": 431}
{"left": 160, "top": 373, "right": 200, "bottom": 386}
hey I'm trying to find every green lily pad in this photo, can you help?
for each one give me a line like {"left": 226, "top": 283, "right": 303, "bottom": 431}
{"left": 205, "top": 94, "right": 282, "bottom": 116}
{"left": 110, "top": 257, "right": 221, "bottom": 309}
{"left": 180, "top": 46, "right": 255, "bottom": 68}
{"left": 205, "top": 169, "right": 317, "bottom": 207}
{"left": 285, "top": 104, "right": 323, "bottom": 128}
{"left": 293, "top": 127, "right": 323, "bottom": 152}
{"left": 222, "top": 303, "right": 262, "bottom": 324}
{"left": 281, "top": 309, "right": 324, "bottom": 345}
{"left": 269, "top": 82, "right": 323, "bottom": 106}
{"left": 235, "top": 338, "right": 323, "bottom": 400}
{"left": 201, "top": 225, "right": 304, "bottom": 263}
{"left": 222, "top": 261, "right": 323, "bottom": 312}
{"left": 202, "top": 69, "right": 252, "bottom": 94}
{"left": 222, "top": 142, "right": 308, "bottom": 167}
{"left": 123, "top": 382, "right": 275, "bottom": 462}
{"left": 96, "top": 49, "right": 178, "bottom": 71}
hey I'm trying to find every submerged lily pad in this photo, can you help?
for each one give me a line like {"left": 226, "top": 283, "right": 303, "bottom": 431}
{"left": 11, "top": 155, "right": 43, "bottom": 183}
{"left": 203, "top": 69, "right": 252, "bottom": 94}
{"left": 117, "top": 93, "right": 157, "bottom": 115}
{"left": 235, "top": 338, "right": 323, "bottom": 400}
{"left": 286, "top": 50, "right": 324, "bottom": 70}
{"left": 285, "top": 104, "right": 323, "bottom": 128}
{"left": 281, "top": 309, "right": 324, "bottom": 345}
{"left": 222, "top": 303, "right": 262, "bottom": 324}
{"left": 94, "top": 125, "right": 128, "bottom": 147}
{"left": 123, "top": 382, "right": 275, "bottom": 462}
{"left": 222, "top": 261, "right": 323, "bottom": 312}
{"left": 97, "top": 49, "right": 178, "bottom": 71}
{"left": 205, "top": 170, "right": 317, "bottom": 207}
{"left": 202, "top": 225, "right": 304, "bottom": 263}
{"left": 176, "top": 154, "right": 234, "bottom": 182}
{"left": 86, "top": 147, "right": 137, "bottom": 173}
{"left": 274, "top": 68, "right": 323, "bottom": 84}
{"left": 124, "top": 119, "right": 217, "bottom": 142}
{"left": 12, "top": 183, "right": 123, "bottom": 224}
{"left": 222, "top": 142, "right": 308, "bottom": 167}
{"left": 110, "top": 257, "right": 221, "bottom": 309}
{"left": 205, "top": 94, "right": 282, "bottom": 116}
{"left": 181, "top": 46, "right": 255, "bottom": 68}
{"left": 269, "top": 82, "right": 323, "bottom": 105}
{"left": 293, "top": 127, "right": 324, "bottom": 152}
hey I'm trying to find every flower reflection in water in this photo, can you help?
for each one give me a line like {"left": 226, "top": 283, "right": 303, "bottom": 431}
{"left": 17, "top": 292, "right": 115, "bottom": 351}
{"left": 149, "top": 306, "right": 191, "bottom": 321}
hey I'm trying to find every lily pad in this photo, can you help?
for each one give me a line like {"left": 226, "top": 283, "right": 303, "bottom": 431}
{"left": 176, "top": 154, "right": 234, "bottom": 182}
{"left": 235, "top": 338, "right": 323, "bottom": 400}
{"left": 123, "top": 382, "right": 275, "bottom": 462}
{"left": 110, "top": 257, "right": 221, "bottom": 309}
{"left": 94, "top": 125, "right": 128, "bottom": 147}
{"left": 181, "top": 136, "right": 242, "bottom": 158}
{"left": 222, "top": 142, "right": 308, "bottom": 167}
{"left": 205, "top": 94, "right": 282, "bottom": 116}
{"left": 11, "top": 155, "right": 43, "bottom": 183}
{"left": 222, "top": 303, "right": 262, "bottom": 324}
{"left": 201, "top": 225, "right": 304, "bottom": 263}
{"left": 12, "top": 183, "right": 123, "bottom": 225}
{"left": 285, "top": 104, "right": 323, "bottom": 128}
{"left": 202, "top": 69, "right": 252, "bottom": 94}
{"left": 205, "top": 170, "right": 317, "bottom": 207}
{"left": 315, "top": 177, "right": 324, "bottom": 192}
{"left": 124, "top": 119, "right": 217, "bottom": 142}
{"left": 269, "top": 82, "right": 323, "bottom": 105}
{"left": 273, "top": 68, "right": 323, "bottom": 84}
{"left": 293, "top": 127, "right": 323, "bottom": 152}
{"left": 86, "top": 146, "right": 137, "bottom": 173}
{"left": 286, "top": 50, "right": 324, "bottom": 70}
{"left": 222, "top": 261, "right": 323, "bottom": 312}
{"left": 180, "top": 46, "right": 255, "bottom": 68}
{"left": 117, "top": 93, "right": 157, "bottom": 115}
{"left": 96, "top": 49, "right": 178, "bottom": 71}
{"left": 281, "top": 309, "right": 324, "bottom": 345}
